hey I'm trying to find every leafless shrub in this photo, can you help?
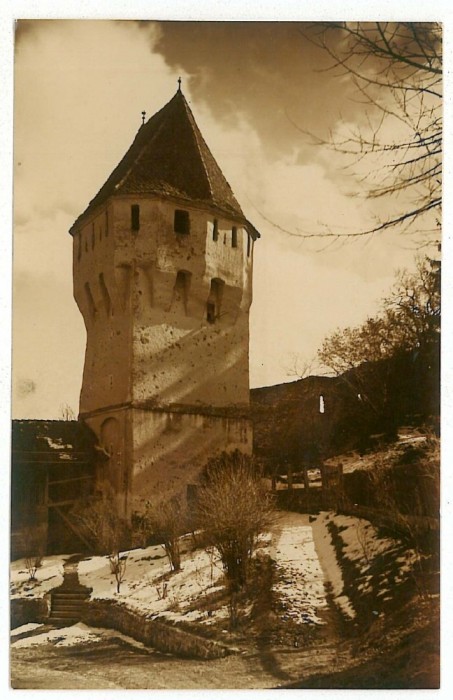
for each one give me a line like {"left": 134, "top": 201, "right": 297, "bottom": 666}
{"left": 71, "top": 490, "right": 131, "bottom": 593}
{"left": 196, "top": 451, "right": 275, "bottom": 597}
{"left": 138, "top": 496, "right": 187, "bottom": 573}
{"left": 155, "top": 580, "right": 168, "bottom": 601}
{"left": 21, "top": 526, "right": 45, "bottom": 582}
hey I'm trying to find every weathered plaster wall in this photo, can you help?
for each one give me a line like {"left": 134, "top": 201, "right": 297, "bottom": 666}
{"left": 112, "top": 197, "right": 252, "bottom": 408}
{"left": 73, "top": 204, "right": 132, "bottom": 413}
{"left": 73, "top": 194, "right": 255, "bottom": 512}
{"left": 130, "top": 407, "right": 253, "bottom": 509}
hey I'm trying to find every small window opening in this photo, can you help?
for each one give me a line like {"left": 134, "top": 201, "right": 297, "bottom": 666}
{"left": 131, "top": 204, "right": 140, "bottom": 231}
{"left": 206, "top": 278, "right": 224, "bottom": 324}
{"left": 247, "top": 233, "right": 251, "bottom": 257}
{"left": 174, "top": 209, "right": 190, "bottom": 235}
{"left": 319, "top": 395, "right": 325, "bottom": 414}
{"left": 172, "top": 270, "right": 191, "bottom": 314}
{"left": 213, "top": 219, "right": 219, "bottom": 242}
{"left": 84, "top": 282, "right": 97, "bottom": 320}
{"left": 99, "top": 272, "right": 112, "bottom": 316}
{"left": 207, "top": 302, "right": 216, "bottom": 324}
{"left": 232, "top": 226, "right": 238, "bottom": 248}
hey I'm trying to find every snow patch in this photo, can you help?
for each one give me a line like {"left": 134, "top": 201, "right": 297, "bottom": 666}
{"left": 10, "top": 555, "right": 65, "bottom": 599}
{"left": 11, "top": 622, "right": 44, "bottom": 635}
{"left": 271, "top": 514, "right": 329, "bottom": 625}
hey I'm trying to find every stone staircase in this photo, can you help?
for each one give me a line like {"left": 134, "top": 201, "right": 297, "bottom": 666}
{"left": 49, "top": 554, "right": 92, "bottom": 626}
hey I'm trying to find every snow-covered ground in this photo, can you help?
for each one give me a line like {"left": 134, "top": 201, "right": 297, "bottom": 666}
{"left": 11, "top": 511, "right": 416, "bottom": 633}
{"left": 11, "top": 622, "right": 149, "bottom": 651}
{"left": 315, "top": 511, "right": 418, "bottom": 611}
{"left": 10, "top": 556, "right": 65, "bottom": 599}
{"left": 271, "top": 513, "right": 329, "bottom": 625}
{"left": 78, "top": 542, "right": 227, "bottom": 625}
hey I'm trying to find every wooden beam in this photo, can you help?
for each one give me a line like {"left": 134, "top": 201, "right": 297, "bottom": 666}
{"left": 51, "top": 504, "right": 92, "bottom": 550}
{"left": 48, "top": 475, "right": 94, "bottom": 486}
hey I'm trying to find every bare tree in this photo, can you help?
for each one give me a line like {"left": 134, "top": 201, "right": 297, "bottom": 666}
{"left": 283, "top": 352, "right": 317, "bottom": 380}
{"left": 71, "top": 491, "right": 131, "bottom": 593}
{"left": 138, "top": 497, "right": 186, "bottom": 573}
{"left": 319, "top": 257, "right": 439, "bottom": 369}
{"left": 59, "top": 403, "right": 76, "bottom": 421}
{"left": 266, "top": 23, "right": 441, "bottom": 244}
{"left": 310, "top": 22, "right": 441, "bottom": 240}
{"left": 196, "top": 451, "right": 275, "bottom": 594}
{"left": 21, "top": 526, "right": 45, "bottom": 582}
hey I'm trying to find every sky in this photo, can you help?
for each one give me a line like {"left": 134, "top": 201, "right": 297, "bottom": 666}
{"left": 9, "top": 18, "right": 443, "bottom": 419}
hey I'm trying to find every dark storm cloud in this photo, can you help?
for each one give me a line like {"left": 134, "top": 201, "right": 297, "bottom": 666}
{"left": 147, "top": 21, "right": 361, "bottom": 161}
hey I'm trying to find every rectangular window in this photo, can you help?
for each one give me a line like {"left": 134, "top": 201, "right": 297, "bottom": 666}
{"left": 131, "top": 204, "right": 140, "bottom": 231}
{"left": 174, "top": 209, "right": 190, "bottom": 235}
{"left": 232, "top": 226, "right": 238, "bottom": 248}
{"left": 213, "top": 219, "right": 219, "bottom": 242}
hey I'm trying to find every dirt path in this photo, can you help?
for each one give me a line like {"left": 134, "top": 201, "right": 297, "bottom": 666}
{"left": 11, "top": 638, "right": 283, "bottom": 689}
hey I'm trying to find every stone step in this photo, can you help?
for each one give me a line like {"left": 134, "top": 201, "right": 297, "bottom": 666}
{"left": 52, "top": 592, "right": 90, "bottom": 600}
{"left": 51, "top": 603, "right": 86, "bottom": 612}
{"left": 50, "top": 608, "right": 83, "bottom": 618}
{"left": 48, "top": 617, "right": 80, "bottom": 626}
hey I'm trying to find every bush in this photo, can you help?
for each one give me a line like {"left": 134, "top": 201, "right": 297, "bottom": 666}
{"left": 70, "top": 490, "right": 132, "bottom": 593}
{"left": 196, "top": 451, "right": 275, "bottom": 594}
{"left": 136, "top": 497, "right": 186, "bottom": 573}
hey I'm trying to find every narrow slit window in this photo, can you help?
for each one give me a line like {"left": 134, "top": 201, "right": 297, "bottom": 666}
{"left": 174, "top": 209, "right": 190, "bottom": 235}
{"left": 172, "top": 270, "right": 191, "bottom": 314}
{"left": 84, "top": 282, "right": 97, "bottom": 320}
{"left": 231, "top": 226, "right": 238, "bottom": 248}
{"left": 99, "top": 272, "right": 112, "bottom": 316}
{"left": 131, "top": 204, "right": 140, "bottom": 231}
{"left": 206, "top": 278, "right": 224, "bottom": 324}
{"left": 247, "top": 233, "right": 251, "bottom": 257}
{"left": 207, "top": 302, "right": 216, "bottom": 324}
{"left": 213, "top": 219, "right": 219, "bottom": 242}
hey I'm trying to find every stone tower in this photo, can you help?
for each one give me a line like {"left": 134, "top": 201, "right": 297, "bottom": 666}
{"left": 70, "top": 87, "right": 260, "bottom": 515}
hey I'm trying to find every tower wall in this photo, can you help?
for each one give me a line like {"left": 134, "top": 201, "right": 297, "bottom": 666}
{"left": 73, "top": 204, "right": 132, "bottom": 413}
{"left": 130, "top": 408, "right": 252, "bottom": 510}
{"left": 73, "top": 194, "right": 256, "bottom": 513}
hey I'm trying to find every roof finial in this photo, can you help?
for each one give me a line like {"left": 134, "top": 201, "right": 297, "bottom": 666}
{"left": 141, "top": 111, "right": 146, "bottom": 125}
{"left": 177, "top": 76, "right": 182, "bottom": 92}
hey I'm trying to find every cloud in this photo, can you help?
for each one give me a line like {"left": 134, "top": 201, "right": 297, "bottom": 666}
{"left": 12, "top": 20, "right": 431, "bottom": 415}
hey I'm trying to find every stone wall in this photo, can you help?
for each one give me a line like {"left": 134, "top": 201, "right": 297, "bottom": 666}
{"left": 82, "top": 599, "right": 232, "bottom": 660}
{"left": 10, "top": 596, "right": 50, "bottom": 629}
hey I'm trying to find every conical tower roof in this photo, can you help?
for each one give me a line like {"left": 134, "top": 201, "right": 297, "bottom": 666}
{"left": 71, "top": 89, "right": 247, "bottom": 232}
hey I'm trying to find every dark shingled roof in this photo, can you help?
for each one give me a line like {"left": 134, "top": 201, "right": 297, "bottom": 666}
{"left": 70, "top": 90, "right": 257, "bottom": 233}
{"left": 11, "top": 420, "right": 102, "bottom": 466}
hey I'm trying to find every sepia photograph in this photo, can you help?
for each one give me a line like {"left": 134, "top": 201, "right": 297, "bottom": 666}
{"left": 7, "top": 11, "right": 444, "bottom": 690}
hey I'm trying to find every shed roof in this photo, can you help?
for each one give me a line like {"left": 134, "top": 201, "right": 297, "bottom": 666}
{"left": 11, "top": 420, "right": 102, "bottom": 466}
